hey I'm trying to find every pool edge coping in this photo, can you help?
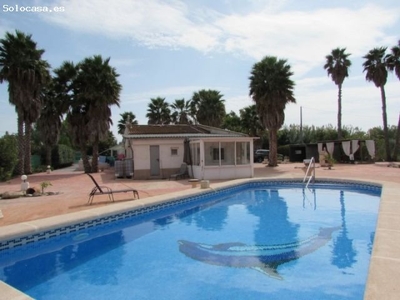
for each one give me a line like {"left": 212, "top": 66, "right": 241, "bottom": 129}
{"left": 0, "top": 280, "right": 34, "bottom": 300}
{"left": 0, "top": 177, "right": 382, "bottom": 243}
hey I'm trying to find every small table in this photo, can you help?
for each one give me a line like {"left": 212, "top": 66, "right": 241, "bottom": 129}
{"left": 188, "top": 179, "right": 200, "bottom": 188}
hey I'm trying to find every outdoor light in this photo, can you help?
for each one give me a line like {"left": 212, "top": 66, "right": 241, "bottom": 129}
{"left": 20, "top": 174, "right": 29, "bottom": 193}
{"left": 47, "top": 165, "right": 51, "bottom": 174}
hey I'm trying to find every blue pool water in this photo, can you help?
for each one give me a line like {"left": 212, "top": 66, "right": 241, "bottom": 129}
{"left": 0, "top": 182, "right": 381, "bottom": 300}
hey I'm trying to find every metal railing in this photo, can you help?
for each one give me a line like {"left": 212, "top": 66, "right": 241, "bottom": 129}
{"left": 302, "top": 157, "right": 315, "bottom": 189}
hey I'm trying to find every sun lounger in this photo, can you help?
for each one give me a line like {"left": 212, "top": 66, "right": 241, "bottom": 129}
{"left": 169, "top": 163, "right": 188, "bottom": 180}
{"left": 86, "top": 173, "right": 139, "bottom": 205}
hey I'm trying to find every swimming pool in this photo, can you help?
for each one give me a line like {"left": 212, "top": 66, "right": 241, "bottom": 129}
{"left": 0, "top": 180, "right": 381, "bottom": 300}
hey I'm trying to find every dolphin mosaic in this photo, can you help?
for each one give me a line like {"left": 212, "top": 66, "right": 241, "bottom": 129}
{"left": 178, "top": 226, "right": 341, "bottom": 280}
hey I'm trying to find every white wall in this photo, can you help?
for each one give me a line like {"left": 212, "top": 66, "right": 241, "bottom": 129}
{"left": 127, "top": 136, "right": 255, "bottom": 179}
{"left": 192, "top": 165, "right": 253, "bottom": 180}
{"left": 130, "top": 139, "right": 184, "bottom": 170}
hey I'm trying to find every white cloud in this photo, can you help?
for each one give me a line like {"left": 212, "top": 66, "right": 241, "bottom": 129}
{"left": 39, "top": 1, "right": 399, "bottom": 76}
{"left": 121, "top": 85, "right": 211, "bottom": 104}
{"left": 216, "top": 4, "right": 399, "bottom": 75}
{"left": 41, "top": 0, "right": 221, "bottom": 52}
{"left": 224, "top": 94, "right": 252, "bottom": 113}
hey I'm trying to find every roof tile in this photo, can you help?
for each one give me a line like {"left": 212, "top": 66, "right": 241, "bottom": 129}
{"left": 127, "top": 124, "right": 210, "bottom": 135}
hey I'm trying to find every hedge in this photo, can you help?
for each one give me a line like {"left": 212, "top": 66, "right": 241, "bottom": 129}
{"left": 51, "top": 144, "right": 75, "bottom": 169}
{"left": 0, "top": 134, "right": 18, "bottom": 181}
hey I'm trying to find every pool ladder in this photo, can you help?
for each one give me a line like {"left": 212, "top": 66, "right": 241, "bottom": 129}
{"left": 303, "top": 157, "right": 315, "bottom": 189}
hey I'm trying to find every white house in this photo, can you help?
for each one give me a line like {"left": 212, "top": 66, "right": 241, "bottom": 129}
{"left": 122, "top": 124, "right": 255, "bottom": 180}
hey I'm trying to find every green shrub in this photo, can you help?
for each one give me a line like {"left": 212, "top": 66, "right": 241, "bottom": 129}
{"left": 32, "top": 165, "right": 47, "bottom": 173}
{"left": 51, "top": 144, "right": 75, "bottom": 169}
{"left": 0, "top": 133, "right": 18, "bottom": 181}
{"left": 278, "top": 144, "right": 290, "bottom": 157}
{"left": 31, "top": 154, "right": 41, "bottom": 170}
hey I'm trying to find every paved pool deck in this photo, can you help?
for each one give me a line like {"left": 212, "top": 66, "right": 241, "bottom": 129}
{"left": 0, "top": 162, "right": 399, "bottom": 299}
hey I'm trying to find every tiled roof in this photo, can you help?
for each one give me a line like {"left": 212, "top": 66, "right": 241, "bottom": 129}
{"left": 124, "top": 124, "right": 249, "bottom": 139}
{"left": 127, "top": 124, "right": 210, "bottom": 134}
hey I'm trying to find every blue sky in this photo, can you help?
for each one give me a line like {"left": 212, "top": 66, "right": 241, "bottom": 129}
{"left": 0, "top": 0, "right": 399, "bottom": 141}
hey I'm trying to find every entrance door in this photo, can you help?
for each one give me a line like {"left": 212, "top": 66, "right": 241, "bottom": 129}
{"left": 150, "top": 145, "right": 160, "bottom": 176}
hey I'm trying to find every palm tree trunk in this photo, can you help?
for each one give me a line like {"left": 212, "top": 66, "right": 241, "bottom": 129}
{"left": 16, "top": 114, "right": 25, "bottom": 175}
{"left": 91, "top": 135, "right": 99, "bottom": 173}
{"left": 45, "top": 145, "right": 52, "bottom": 166}
{"left": 337, "top": 84, "right": 342, "bottom": 140}
{"left": 268, "top": 128, "right": 278, "bottom": 167}
{"left": 80, "top": 144, "right": 91, "bottom": 173}
{"left": 24, "top": 122, "right": 32, "bottom": 174}
{"left": 380, "top": 86, "right": 392, "bottom": 161}
{"left": 393, "top": 113, "right": 400, "bottom": 161}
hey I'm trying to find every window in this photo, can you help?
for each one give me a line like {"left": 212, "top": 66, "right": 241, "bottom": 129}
{"left": 213, "top": 148, "right": 224, "bottom": 160}
{"left": 205, "top": 142, "right": 219, "bottom": 166}
{"left": 171, "top": 148, "right": 178, "bottom": 156}
{"left": 221, "top": 142, "right": 234, "bottom": 165}
{"left": 236, "top": 142, "right": 250, "bottom": 165}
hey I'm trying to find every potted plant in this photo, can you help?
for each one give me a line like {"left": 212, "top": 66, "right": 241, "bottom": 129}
{"left": 324, "top": 154, "right": 336, "bottom": 169}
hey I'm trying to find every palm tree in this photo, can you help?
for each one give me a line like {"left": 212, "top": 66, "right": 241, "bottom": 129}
{"left": 222, "top": 111, "right": 242, "bottom": 132}
{"left": 53, "top": 61, "right": 91, "bottom": 173}
{"left": 36, "top": 80, "right": 64, "bottom": 166}
{"left": 66, "top": 107, "right": 92, "bottom": 172}
{"left": 239, "top": 105, "right": 263, "bottom": 137}
{"left": 191, "top": 89, "right": 226, "bottom": 127}
{"left": 324, "top": 48, "right": 351, "bottom": 140}
{"left": 0, "top": 30, "right": 50, "bottom": 174}
{"left": 23, "top": 58, "right": 50, "bottom": 174}
{"left": 76, "top": 55, "right": 122, "bottom": 173}
{"left": 386, "top": 40, "right": 400, "bottom": 160}
{"left": 249, "top": 56, "right": 296, "bottom": 167}
{"left": 54, "top": 61, "right": 92, "bottom": 172}
{"left": 118, "top": 112, "right": 138, "bottom": 135}
{"left": 146, "top": 97, "right": 171, "bottom": 124}
{"left": 171, "top": 98, "right": 192, "bottom": 124}
{"left": 362, "top": 47, "right": 391, "bottom": 161}
{"left": 386, "top": 40, "right": 400, "bottom": 80}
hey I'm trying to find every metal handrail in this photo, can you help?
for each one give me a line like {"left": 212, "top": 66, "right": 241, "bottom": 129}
{"left": 303, "top": 157, "right": 315, "bottom": 189}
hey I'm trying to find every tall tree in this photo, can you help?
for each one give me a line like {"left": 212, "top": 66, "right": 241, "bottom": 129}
{"left": 53, "top": 61, "right": 92, "bottom": 171}
{"left": 0, "top": 30, "right": 50, "bottom": 174}
{"left": 146, "top": 97, "right": 171, "bottom": 124}
{"left": 118, "top": 112, "right": 138, "bottom": 135}
{"left": 66, "top": 107, "right": 92, "bottom": 172}
{"left": 386, "top": 40, "right": 400, "bottom": 80}
{"left": 222, "top": 111, "right": 242, "bottom": 132}
{"left": 171, "top": 98, "right": 192, "bottom": 124}
{"left": 249, "top": 56, "right": 296, "bottom": 167}
{"left": 240, "top": 105, "right": 263, "bottom": 137}
{"left": 191, "top": 89, "right": 226, "bottom": 127}
{"left": 57, "top": 120, "right": 73, "bottom": 148}
{"left": 22, "top": 58, "right": 50, "bottom": 173}
{"left": 76, "top": 55, "right": 122, "bottom": 173}
{"left": 324, "top": 48, "right": 351, "bottom": 140}
{"left": 36, "top": 80, "right": 64, "bottom": 166}
{"left": 393, "top": 113, "right": 400, "bottom": 161}
{"left": 362, "top": 47, "right": 391, "bottom": 161}
{"left": 386, "top": 40, "right": 400, "bottom": 161}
